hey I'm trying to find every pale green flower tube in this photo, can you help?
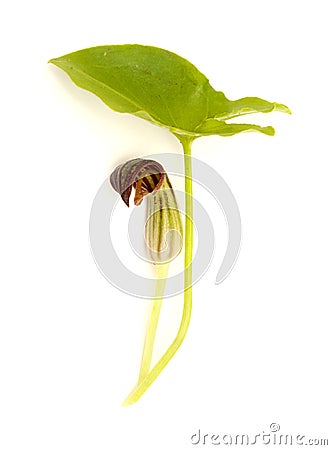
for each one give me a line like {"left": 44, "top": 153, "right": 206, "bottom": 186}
{"left": 145, "top": 174, "right": 183, "bottom": 265}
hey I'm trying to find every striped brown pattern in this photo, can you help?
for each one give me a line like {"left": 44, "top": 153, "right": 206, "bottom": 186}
{"left": 110, "top": 158, "right": 165, "bottom": 207}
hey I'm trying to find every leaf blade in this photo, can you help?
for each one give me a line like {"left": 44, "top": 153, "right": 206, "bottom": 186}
{"left": 207, "top": 93, "right": 291, "bottom": 121}
{"left": 50, "top": 45, "right": 210, "bottom": 131}
{"left": 50, "top": 44, "right": 291, "bottom": 138}
{"left": 195, "top": 119, "right": 275, "bottom": 137}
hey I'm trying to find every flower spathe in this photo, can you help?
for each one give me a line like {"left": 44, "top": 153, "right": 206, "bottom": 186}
{"left": 110, "top": 158, "right": 183, "bottom": 264}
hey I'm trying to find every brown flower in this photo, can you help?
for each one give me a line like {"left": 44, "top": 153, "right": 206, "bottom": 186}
{"left": 110, "top": 158, "right": 183, "bottom": 263}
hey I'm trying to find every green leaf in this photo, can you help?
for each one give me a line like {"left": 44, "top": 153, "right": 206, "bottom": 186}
{"left": 195, "top": 119, "right": 275, "bottom": 137}
{"left": 208, "top": 94, "right": 291, "bottom": 120}
{"left": 49, "top": 44, "right": 291, "bottom": 138}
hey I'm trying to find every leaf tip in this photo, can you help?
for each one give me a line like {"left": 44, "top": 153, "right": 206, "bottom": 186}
{"left": 48, "top": 56, "right": 70, "bottom": 70}
{"left": 48, "top": 57, "right": 60, "bottom": 67}
{"left": 263, "top": 126, "right": 275, "bottom": 136}
{"left": 274, "top": 103, "right": 292, "bottom": 115}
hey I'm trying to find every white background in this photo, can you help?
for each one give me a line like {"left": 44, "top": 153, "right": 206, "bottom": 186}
{"left": 1, "top": 0, "right": 331, "bottom": 448}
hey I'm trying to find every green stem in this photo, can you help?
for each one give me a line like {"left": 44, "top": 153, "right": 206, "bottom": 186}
{"left": 122, "top": 136, "right": 194, "bottom": 406}
{"left": 138, "top": 263, "right": 169, "bottom": 383}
